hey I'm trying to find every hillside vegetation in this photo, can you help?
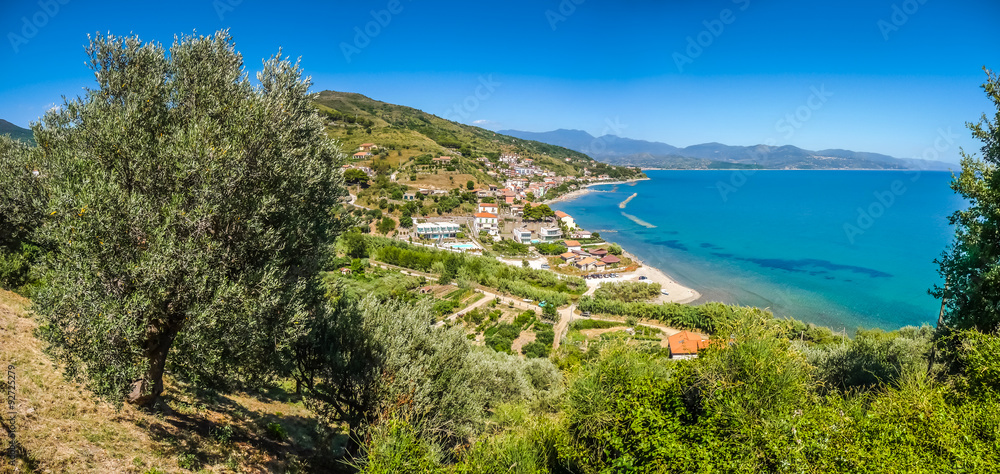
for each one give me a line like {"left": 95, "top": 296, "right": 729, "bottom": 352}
{"left": 313, "top": 90, "right": 642, "bottom": 184}
{"left": 0, "top": 119, "right": 34, "bottom": 145}
{"left": 0, "top": 31, "right": 998, "bottom": 473}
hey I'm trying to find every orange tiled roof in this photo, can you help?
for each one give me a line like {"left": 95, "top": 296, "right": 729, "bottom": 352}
{"left": 668, "top": 330, "right": 709, "bottom": 355}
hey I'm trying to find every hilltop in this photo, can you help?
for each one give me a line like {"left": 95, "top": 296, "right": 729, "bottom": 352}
{"left": 500, "top": 128, "right": 956, "bottom": 170}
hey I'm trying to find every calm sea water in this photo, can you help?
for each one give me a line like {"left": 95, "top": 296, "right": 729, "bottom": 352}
{"left": 553, "top": 170, "right": 966, "bottom": 331}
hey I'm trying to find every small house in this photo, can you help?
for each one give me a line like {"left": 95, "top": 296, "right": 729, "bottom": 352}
{"left": 478, "top": 202, "right": 499, "bottom": 214}
{"left": 668, "top": 331, "right": 710, "bottom": 360}
{"left": 563, "top": 240, "right": 582, "bottom": 252}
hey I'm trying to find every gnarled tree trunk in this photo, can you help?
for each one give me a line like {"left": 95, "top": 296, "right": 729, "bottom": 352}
{"left": 128, "top": 320, "right": 182, "bottom": 408}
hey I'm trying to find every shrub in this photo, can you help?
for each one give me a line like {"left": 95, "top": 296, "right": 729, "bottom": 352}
{"left": 594, "top": 281, "right": 662, "bottom": 303}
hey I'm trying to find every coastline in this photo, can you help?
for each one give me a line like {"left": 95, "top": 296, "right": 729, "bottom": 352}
{"left": 545, "top": 177, "right": 702, "bottom": 306}
{"left": 543, "top": 177, "right": 650, "bottom": 205}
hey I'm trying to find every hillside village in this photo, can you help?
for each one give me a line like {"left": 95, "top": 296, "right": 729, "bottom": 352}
{"left": 343, "top": 141, "right": 637, "bottom": 270}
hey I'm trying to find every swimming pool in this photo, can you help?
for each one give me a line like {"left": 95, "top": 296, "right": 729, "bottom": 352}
{"left": 450, "top": 243, "right": 477, "bottom": 249}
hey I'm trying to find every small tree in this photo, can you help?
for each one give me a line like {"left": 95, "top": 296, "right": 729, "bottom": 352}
{"left": 466, "top": 180, "right": 474, "bottom": 190}
{"left": 24, "top": 31, "right": 351, "bottom": 407}
{"left": 609, "top": 244, "right": 624, "bottom": 256}
{"left": 933, "top": 68, "right": 1000, "bottom": 333}
{"left": 343, "top": 168, "right": 369, "bottom": 185}
{"left": 378, "top": 216, "right": 397, "bottom": 234}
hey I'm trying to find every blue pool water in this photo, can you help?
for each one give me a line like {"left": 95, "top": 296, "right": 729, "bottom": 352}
{"left": 553, "top": 170, "right": 965, "bottom": 330}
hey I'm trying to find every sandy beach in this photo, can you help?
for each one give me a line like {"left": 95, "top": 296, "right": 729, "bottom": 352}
{"left": 580, "top": 250, "right": 701, "bottom": 304}
{"left": 542, "top": 177, "right": 649, "bottom": 205}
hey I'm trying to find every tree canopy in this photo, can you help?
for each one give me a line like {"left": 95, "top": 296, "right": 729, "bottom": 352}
{"left": 19, "top": 31, "right": 351, "bottom": 407}
{"left": 934, "top": 68, "right": 1000, "bottom": 333}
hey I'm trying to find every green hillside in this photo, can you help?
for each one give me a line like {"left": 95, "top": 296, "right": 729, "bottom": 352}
{"left": 0, "top": 119, "right": 35, "bottom": 145}
{"left": 312, "top": 90, "right": 642, "bottom": 185}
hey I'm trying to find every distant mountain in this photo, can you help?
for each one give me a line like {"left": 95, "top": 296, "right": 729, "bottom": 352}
{"left": 0, "top": 119, "right": 34, "bottom": 145}
{"left": 499, "top": 129, "right": 955, "bottom": 171}
{"left": 499, "top": 129, "right": 681, "bottom": 157}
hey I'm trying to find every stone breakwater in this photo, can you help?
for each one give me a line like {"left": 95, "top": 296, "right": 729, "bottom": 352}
{"left": 619, "top": 193, "right": 638, "bottom": 209}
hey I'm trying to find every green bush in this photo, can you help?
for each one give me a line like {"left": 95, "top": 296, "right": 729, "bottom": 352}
{"left": 522, "top": 341, "right": 550, "bottom": 359}
{"left": 265, "top": 422, "right": 287, "bottom": 441}
{"left": 594, "top": 280, "right": 662, "bottom": 303}
{"left": 803, "top": 326, "right": 932, "bottom": 393}
{"left": 577, "top": 298, "right": 738, "bottom": 333}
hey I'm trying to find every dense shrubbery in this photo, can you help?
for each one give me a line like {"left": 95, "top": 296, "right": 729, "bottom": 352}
{"left": 294, "top": 297, "right": 563, "bottom": 451}
{"left": 534, "top": 243, "right": 564, "bottom": 255}
{"left": 491, "top": 239, "right": 530, "bottom": 256}
{"left": 370, "top": 238, "right": 585, "bottom": 306}
{"left": 577, "top": 297, "right": 739, "bottom": 333}
{"left": 593, "top": 280, "right": 662, "bottom": 302}
{"left": 802, "top": 326, "right": 933, "bottom": 393}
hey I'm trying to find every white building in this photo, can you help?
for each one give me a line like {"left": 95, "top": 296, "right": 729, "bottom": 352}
{"left": 555, "top": 210, "right": 576, "bottom": 229}
{"left": 415, "top": 221, "right": 460, "bottom": 240}
{"left": 512, "top": 228, "right": 532, "bottom": 244}
{"left": 474, "top": 212, "right": 499, "bottom": 236}
{"left": 478, "top": 202, "right": 499, "bottom": 214}
{"left": 539, "top": 227, "right": 562, "bottom": 242}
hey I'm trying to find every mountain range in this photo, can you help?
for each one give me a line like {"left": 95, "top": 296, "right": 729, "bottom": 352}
{"left": 498, "top": 129, "right": 955, "bottom": 171}
{"left": 0, "top": 119, "right": 35, "bottom": 145}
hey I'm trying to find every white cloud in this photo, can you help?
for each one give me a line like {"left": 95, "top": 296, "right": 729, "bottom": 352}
{"left": 472, "top": 119, "right": 500, "bottom": 128}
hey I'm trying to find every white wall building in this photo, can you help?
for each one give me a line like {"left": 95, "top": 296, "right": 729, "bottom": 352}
{"left": 474, "top": 212, "right": 499, "bottom": 236}
{"left": 415, "top": 222, "right": 460, "bottom": 239}
{"left": 539, "top": 227, "right": 562, "bottom": 242}
{"left": 512, "top": 228, "right": 532, "bottom": 244}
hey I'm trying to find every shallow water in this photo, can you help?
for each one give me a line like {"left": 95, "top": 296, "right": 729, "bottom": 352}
{"left": 553, "top": 169, "right": 965, "bottom": 330}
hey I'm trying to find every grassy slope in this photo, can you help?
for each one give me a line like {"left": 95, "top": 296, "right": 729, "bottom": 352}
{"left": 312, "top": 91, "right": 632, "bottom": 184}
{"left": 0, "top": 289, "right": 337, "bottom": 473}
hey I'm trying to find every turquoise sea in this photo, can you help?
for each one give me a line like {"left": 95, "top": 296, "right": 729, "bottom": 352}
{"left": 552, "top": 170, "right": 966, "bottom": 331}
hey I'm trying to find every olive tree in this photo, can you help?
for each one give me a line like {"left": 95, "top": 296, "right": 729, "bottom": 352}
{"left": 27, "top": 31, "right": 351, "bottom": 407}
{"left": 934, "top": 68, "right": 1000, "bottom": 333}
{"left": 0, "top": 138, "right": 46, "bottom": 290}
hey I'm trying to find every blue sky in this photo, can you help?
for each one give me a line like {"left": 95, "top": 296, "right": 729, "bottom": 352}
{"left": 1, "top": 0, "right": 998, "bottom": 162}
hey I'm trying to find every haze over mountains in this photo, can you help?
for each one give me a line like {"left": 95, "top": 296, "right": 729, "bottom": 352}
{"left": 499, "top": 129, "right": 955, "bottom": 171}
